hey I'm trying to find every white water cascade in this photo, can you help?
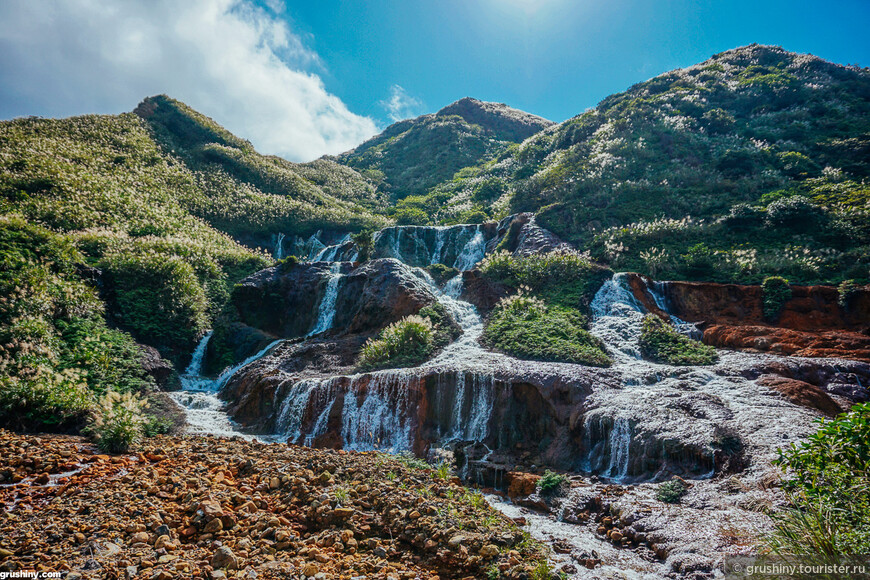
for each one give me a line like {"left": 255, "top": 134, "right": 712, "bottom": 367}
{"left": 308, "top": 263, "right": 344, "bottom": 336}
{"left": 168, "top": 333, "right": 255, "bottom": 438}
{"left": 273, "top": 233, "right": 285, "bottom": 260}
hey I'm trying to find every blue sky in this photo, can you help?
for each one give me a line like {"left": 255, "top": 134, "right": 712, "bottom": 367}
{"left": 280, "top": 0, "right": 870, "bottom": 123}
{"left": 0, "top": 0, "right": 868, "bottom": 161}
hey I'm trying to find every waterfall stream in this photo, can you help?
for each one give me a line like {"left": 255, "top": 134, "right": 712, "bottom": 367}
{"left": 308, "top": 262, "right": 344, "bottom": 336}
{"left": 166, "top": 221, "right": 849, "bottom": 578}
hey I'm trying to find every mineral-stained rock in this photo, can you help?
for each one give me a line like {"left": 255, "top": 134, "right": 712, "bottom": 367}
{"left": 756, "top": 375, "right": 842, "bottom": 416}
{"left": 0, "top": 430, "right": 539, "bottom": 579}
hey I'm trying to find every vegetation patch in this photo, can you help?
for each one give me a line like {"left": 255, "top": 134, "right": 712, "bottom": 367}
{"left": 424, "top": 263, "right": 460, "bottom": 286}
{"left": 761, "top": 276, "right": 792, "bottom": 321}
{"left": 537, "top": 470, "right": 568, "bottom": 497}
{"left": 656, "top": 479, "right": 688, "bottom": 504}
{"left": 479, "top": 249, "right": 612, "bottom": 311}
{"left": 85, "top": 391, "right": 148, "bottom": 454}
{"left": 769, "top": 403, "right": 870, "bottom": 558}
{"left": 358, "top": 305, "right": 458, "bottom": 372}
{"left": 639, "top": 314, "right": 718, "bottom": 366}
{"left": 481, "top": 293, "right": 611, "bottom": 367}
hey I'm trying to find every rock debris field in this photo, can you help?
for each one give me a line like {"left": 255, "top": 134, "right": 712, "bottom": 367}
{"left": 0, "top": 431, "right": 547, "bottom": 579}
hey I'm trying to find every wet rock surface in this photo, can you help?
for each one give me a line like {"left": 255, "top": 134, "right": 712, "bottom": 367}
{"left": 0, "top": 430, "right": 549, "bottom": 579}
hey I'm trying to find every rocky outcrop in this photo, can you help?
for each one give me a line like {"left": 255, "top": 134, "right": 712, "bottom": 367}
{"left": 626, "top": 274, "right": 870, "bottom": 362}
{"left": 756, "top": 375, "right": 843, "bottom": 416}
{"left": 138, "top": 345, "right": 176, "bottom": 390}
{"left": 230, "top": 259, "right": 437, "bottom": 341}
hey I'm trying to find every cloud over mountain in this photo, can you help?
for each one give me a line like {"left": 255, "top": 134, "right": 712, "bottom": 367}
{"left": 0, "top": 0, "right": 378, "bottom": 161}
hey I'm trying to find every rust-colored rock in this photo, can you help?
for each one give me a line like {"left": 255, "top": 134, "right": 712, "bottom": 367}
{"left": 624, "top": 273, "right": 870, "bottom": 362}
{"left": 756, "top": 375, "right": 843, "bottom": 417}
{"left": 505, "top": 472, "right": 541, "bottom": 500}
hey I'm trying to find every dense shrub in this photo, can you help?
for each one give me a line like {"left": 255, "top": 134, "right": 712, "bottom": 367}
{"left": 768, "top": 403, "right": 870, "bottom": 558}
{"left": 479, "top": 249, "right": 610, "bottom": 311}
{"left": 639, "top": 314, "right": 718, "bottom": 365}
{"left": 101, "top": 254, "right": 209, "bottom": 356}
{"left": 838, "top": 279, "right": 860, "bottom": 309}
{"left": 537, "top": 470, "right": 568, "bottom": 497}
{"left": 481, "top": 293, "right": 611, "bottom": 367}
{"left": 762, "top": 276, "right": 792, "bottom": 321}
{"left": 765, "top": 196, "right": 827, "bottom": 233}
{"left": 358, "top": 315, "right": 434, "bottom": 371}
{"left": 656, "top": 479, "right": 688, "bottom": 503}
{"left": 394, "top": 207, "right": 430, "bottom": 226}
{"left": 85, "top": 391, "right": 148, "bottom": 454}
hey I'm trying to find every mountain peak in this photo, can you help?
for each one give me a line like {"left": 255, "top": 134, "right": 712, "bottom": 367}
{"left": 436, "top": 97, "right": 553, "bottom": 142}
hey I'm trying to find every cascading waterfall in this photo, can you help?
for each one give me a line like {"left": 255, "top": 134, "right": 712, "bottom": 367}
{"left": 175, "top": 223, "right": 797, "bottom": 486}
{"left": 308, "top": 263, "right": 343, "bottom": 336}
{"left": 454, "top": 227, "right": 486, "bottom": 271}
{"left": 215, "top": 339, "right": 284, "bottom": 390}
{"left": 606, "top": 417, "right": 632, "bottom": 481}
{"left": 273, "top": 233, "right": 285, "bottom": 260}
{"left": 168, "top": 332, "right": 263, "bottom": 439}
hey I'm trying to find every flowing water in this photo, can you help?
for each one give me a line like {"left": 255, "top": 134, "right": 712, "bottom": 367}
{"left": 168, "top": 333, "right": 280, "bottom": 439}
{"left": 169, "top": 222, "right": 841, "bottom": 576}
{"left": 308, "top": 262, "right": 344, "bottom": 336}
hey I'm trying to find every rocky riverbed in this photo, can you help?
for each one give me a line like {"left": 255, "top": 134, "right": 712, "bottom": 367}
{"left": 0, "top": 430, "right": 550, "bottom": 579}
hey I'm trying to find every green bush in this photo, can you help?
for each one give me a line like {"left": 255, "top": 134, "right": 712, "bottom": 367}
{"left": 481, "top": 293, "right": 611, "bottom": 367}
{"left": 837, "top": 279, "right": 860, "bottom": 309}
{"left": 538, "top": 470, "right": 568, "bottom": 497}
{"left": 0, "top": 369, "right": 93, "bottom": 432}
{"left": 762, "top": 276, "right": 792, "bottom": 321}
{"left": 394, "top": 207, "right": 430, "bottom": 226}
{"left": 638, "top": 314, "right": 718, "bottom": 365}
{"left": 358, "top": 315, "right": 434, "bottom": 371}
{"left": 351, "top": 230, "right": 374, "bottom": 262}
{"left": 85, "top": 391, "right": 148, "bottom": 454}
{"left": 479, "top": 249, "right": 610, "bottom": 311}
{"left": 769, "top": 403, "right": 870, "bottom": 557}
{"left": 424, "top": 263, "right": 459, "bottom": 286}
{"left": 57, "top": 317, "right": 152, "bottom": 394}
{"left": 656, "top": 479, "right": 688, "bottom": 503}
{"left": 765, "top": 197, "right": 826, "bottom": 233}
{"left": 101, "top": 253, "right": 209, "bottom": 355}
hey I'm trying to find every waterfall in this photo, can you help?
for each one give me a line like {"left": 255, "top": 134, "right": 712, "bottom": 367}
{"left": 169, "top": 332, "right": 262, "bottom": 439}
{"left": 606, "top": 417, "right": 632, "bottom": 481}
{"left": 273, "top": 233, "right": 285, "bottom": 260}
{"left": 275, "top": 379, "right": 319, "bottom": 441}
{"left": 308, "top": 263, "right": 343, "bottom": 336}
{"left": 215, "top": 339, "right": 284, "bottom": 390}
{"left": 370, "top": 224, "right": 494, "bottom": 270}
{"left": 179, "top": 332, "right": 213, "bottom": 391}
{"left": 342, "top": 371, "right": 415, "bottom": 452}
{"left": 431, "top": 227, "right": 447, "bottom": 265}
{"left": 454, "top": 226, "right": 486, "bottom": 271}
{"left": 313, "top": 233, "right": 352, "bottom": 262}
{"left": 589, "top": 273, "right": 647, "bottom": 361}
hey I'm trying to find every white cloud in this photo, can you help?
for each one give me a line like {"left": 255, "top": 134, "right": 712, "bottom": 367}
{"left": 0, "top": 0, "right": 378, "bottom": 161}
{"left": 380, "top": 85, "right": 424, "bottom": 122}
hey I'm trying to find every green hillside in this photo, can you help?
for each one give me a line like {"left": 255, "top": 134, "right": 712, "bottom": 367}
{"left": 338, "top": 97, "right": 553, "bottom": 222}
{"left": 0, "top": 97, "right": 392, "bottom": 430}
{"left": 394, "top": 45, "right": 870, "bottom": 284}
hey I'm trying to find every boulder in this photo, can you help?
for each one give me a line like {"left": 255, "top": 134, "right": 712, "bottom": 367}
{"left": 757, "top": 375, "right": 842, "bottom": 416}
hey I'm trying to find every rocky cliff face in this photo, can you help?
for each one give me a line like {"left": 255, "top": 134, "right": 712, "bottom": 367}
{"left": 626, "top": 274, "right": 870, "bottom": 362}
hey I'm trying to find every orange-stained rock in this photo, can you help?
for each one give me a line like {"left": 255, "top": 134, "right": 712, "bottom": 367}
{"left": 703, "top": 325, "right": 870, "bottom": 363}
{"left": 624, "top": 273, "right": 870, "bottom": 363}
{"left": 756, "top": 375, "right": 843, "bottom": 416}
{"left": 505, "top": 472, "right": 540, "bottom": 500}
